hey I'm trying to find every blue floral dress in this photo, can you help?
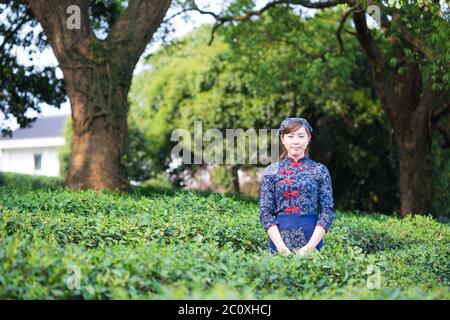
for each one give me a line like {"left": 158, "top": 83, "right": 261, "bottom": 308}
{"left": 259, "top": 154, "right": 335, "bottom": 253}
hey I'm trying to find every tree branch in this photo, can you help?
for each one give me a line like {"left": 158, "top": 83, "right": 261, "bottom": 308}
{"left": 182, "top": 0, "right": 349, "bottom": 45}
{"left": 25, "top": 0, "right": 95, "bottom": 64}
{"left": 432, "top": 102, "right": 450, "bottom": 122}
{"left": 288, "top": 0, "right": 350, "bottom": 9}
{"left": 107, "top": 0, "right": 172, "bottom": 67}
{"left": 282, "top": 37, "right": 333, "bottom": 60}
{"left": 336, "top": 8, "right": 354, "bottom": 55}
{"left": 162, "top": 3, "right": 192, "bottom": 24}
{"left": 352, "top": 9, "right": 399, "bottom": 125}
{"left": 398, "top": 24, "right": 437, "bottom": 60}
{"left": 0, "top": 12, "right": 32, "bottom": 52}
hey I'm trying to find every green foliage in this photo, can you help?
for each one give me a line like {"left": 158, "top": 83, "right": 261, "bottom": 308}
{"left": 0, "top": 1, "right": 66, "bottom": 136}
{"left": 211, "top": 166, "right": 235, "bottom": 193}
{"left": 141, "top": 173, "right": 173, "bottom": 190}
{"left": 130, "top": 24, "right": 265, "bottom": 172}
{"left": 0, "top": 172, "right": 64, "bottom": 190}
{"left": 122, "top": 111, "right": 156, "bottom": 182}
{"left": 0, "top": 176, "right": 448, "bottom": 299}
{"left": 380, "top": 1, "right": 450, "bottom": 92}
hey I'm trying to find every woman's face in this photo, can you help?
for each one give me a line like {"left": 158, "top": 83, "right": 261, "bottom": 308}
{"left": 281, "top": 126, "right": 311, "bottom": 158}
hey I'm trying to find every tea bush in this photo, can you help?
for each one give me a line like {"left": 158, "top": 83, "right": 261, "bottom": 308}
{"left": 0, "top": 174, "right": 448, "bottom": 299}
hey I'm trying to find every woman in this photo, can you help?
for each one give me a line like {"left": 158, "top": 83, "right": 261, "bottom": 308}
{"left": 259, "top": 117, "right": 335, "bottom": 256}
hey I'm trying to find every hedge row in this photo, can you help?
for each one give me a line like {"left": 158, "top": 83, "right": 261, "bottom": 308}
{"left": 0, "top": 174, "right": 448, "bottom": 299}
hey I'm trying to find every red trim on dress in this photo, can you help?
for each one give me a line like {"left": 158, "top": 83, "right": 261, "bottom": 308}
{"left": 281, "top": 159, "right": 306, "bottom": 214}
{"left": 290, "top": 162, "right": 303, "bottom": 167}
{"left": 279, "top": 178, "right": 293, "bottom": 185}
{"left": 279, "top": 169, "right": 293, "bottom": 174}
{"left": 283, "top": 191, "right": 298, "bottom": 198}
{"left": 285, "top": 207, "right": 300, "bottom": 214}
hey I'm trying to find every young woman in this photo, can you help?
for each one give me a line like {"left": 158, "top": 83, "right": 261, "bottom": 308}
{"left": 259, "top": 117, "right": 335, "bottom": 256}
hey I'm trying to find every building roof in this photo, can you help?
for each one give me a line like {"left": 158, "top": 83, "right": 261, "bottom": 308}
{"left": 0, "top": 115, "right": 69, "bottom": 141}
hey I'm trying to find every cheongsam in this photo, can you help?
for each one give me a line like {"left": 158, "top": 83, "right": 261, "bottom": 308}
{"left": 259, "top": 154, "right": 335, "bottom": 253}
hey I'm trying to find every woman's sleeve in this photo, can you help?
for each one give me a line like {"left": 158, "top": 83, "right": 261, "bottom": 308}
{"left": 316, "top": 164, "right": 335, "bottom": 232}
{"left": 259, "top": 168, "right": 279, "bottom": 231}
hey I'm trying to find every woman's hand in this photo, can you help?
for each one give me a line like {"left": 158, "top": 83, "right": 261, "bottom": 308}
{"left": 294, "top": 244, "right": 315, "bottom": 256}
{"left": 277, "top": 246, "right": 292, "bottom": 256}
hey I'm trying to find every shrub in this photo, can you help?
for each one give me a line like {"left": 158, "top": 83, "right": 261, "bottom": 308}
{"left": 0, "top": 174, "right": 448, "bottom": 299}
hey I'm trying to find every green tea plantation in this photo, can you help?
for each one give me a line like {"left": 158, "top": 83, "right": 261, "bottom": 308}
{"left": 0, "top": 173, "right": 448, "bottom": 299}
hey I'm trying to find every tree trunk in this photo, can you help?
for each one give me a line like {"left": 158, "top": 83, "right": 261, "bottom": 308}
{"left": 63, "top": 59, "right": 131, "bottom": 191}
{"left": 352, "top": 10, "right": 446, "bottom": 217}
{"left": 393, "top": 112, "right": 432, "bottom": 216}
{"left": 396, "top": 142, "right": 432, "bottom": 216}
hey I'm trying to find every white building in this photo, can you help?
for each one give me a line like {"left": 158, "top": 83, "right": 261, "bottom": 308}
{"left": 0, "top": 115, "right": 69, "bottom": 177}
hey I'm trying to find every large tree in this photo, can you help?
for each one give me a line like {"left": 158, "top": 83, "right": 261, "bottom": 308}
{"left": 350, "top": 1, "right": 449, "bottom": 216}
{"left": 18, "top": 0, "right": 172, "bottom": 191}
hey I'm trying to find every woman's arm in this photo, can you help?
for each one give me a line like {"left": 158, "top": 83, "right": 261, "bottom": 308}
{"left": 295, "top": 225, "right": 326, "bottom": 256}
{"left": 306, "top": 225, "right": 326, "bottom": 250}
{"left": 296, "top": 165, "right": 335, "bottom": 256}
{"left": 315, "top": 165, "right": 335, "bottom": 232}
{"left": 260, "top": 166, "right": 290, "bottom": 254}
{"left": 267, "top": 224, "right": 291, "bottom": 254}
